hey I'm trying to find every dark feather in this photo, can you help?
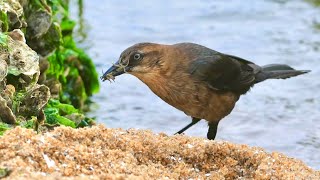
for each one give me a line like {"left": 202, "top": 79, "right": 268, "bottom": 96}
{"left": 188, "top": 52, "right": 257, "bottom": 94}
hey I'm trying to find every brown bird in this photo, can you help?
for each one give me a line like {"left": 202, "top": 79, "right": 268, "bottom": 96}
{"left": 101, "top": 43, "right": 309, "bottom": 140}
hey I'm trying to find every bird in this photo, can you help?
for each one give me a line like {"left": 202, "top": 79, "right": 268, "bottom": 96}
{"left": 101, "top": 42, "right": 310, "bottom": 140}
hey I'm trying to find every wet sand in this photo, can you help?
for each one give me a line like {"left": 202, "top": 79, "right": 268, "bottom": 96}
{"left": 0, "top": 125, "right": 319, "bottom": 179}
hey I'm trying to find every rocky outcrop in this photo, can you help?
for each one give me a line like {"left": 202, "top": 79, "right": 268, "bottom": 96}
{"left": 0, "top": 0, "right": 26, "bottom": 31}
{"left": 0, "top": 29, "right": 50, "bottom": 125}
{"left": 0, "top": 0, "right": 97, "bottom": 130}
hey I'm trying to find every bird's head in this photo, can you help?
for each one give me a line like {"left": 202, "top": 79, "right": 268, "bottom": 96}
{"left": 101, "top": 43, "right": 167, "bottom": 81}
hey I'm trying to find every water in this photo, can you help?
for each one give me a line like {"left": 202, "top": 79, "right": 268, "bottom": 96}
{"left": 71, "top": 0, "right": 320, "bottom": 169}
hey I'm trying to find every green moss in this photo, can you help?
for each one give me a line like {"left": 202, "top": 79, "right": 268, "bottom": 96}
{"left": 0, "top": 122, "right": 11, "bottom": 136}
{"left": 47, "top": 99, "right": 78, "bottom": 114}
{"left": 12, "top": 91, "right": 25, "bottom": 115}
{"left": 0, "top": 11, "right": 9, "bottom": 32}
{"left": 45, "top": 0, "right": 99, "bottom": 109}
{"left": 21, "top": 117, "right": 36, "bottom": 129}
{"left": 44, "top": 99, "right": 95, "bottom": 128}
{"left": 44, "top": 107, "right": 76, "bottom": 128}
{"left": 0, "top": 32, "right": 7, "bottom": 47}
{"left": 0, "top": 0, "right": 99, "bottom": 133}
{"left": 27, "top": 0, "right": 51, "bottom": 12}
{"left": 30, "top": 0, "right": 100, "bottom": 107}
{"left": 0, "top": 167, "right": 11, "bottom": 178}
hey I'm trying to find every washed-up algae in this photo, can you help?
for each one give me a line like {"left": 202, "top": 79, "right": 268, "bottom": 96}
{"left": 0, "top": 126, "right": 319, "bottom": 179}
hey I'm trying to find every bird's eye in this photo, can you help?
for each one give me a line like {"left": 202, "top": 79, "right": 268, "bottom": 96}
{"left": 133, "top": 53, "right": 142, "bottom": 60}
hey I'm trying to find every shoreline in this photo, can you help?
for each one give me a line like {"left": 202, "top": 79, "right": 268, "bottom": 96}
{"left": 0, "top": 125, "right": 319, "bottom": 179}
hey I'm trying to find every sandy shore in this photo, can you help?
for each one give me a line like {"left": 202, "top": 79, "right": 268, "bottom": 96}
{"left": 0, "top": 125, "right": 319, "bottom": 179}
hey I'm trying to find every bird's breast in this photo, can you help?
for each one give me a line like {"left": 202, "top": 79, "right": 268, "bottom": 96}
{"left": 133, "top": 72, "right": 239, "bottom": 122}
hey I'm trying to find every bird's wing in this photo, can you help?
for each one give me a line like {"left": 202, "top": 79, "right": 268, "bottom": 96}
{"left": 189, "top": 54, "right": 258, "bottom": 94}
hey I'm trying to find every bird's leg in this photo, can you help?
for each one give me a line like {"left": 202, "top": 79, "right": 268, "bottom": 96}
{"left": 174, "top": 117, "right": 201, "bottom": 135}
{"left": 207, "top": 121, "right": 219, "bottom": 140}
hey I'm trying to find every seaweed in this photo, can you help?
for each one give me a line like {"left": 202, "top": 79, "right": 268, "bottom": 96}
{"left": 26, "top": 0, "right": 99, "bottom": 125}
{"left": 44, "top": 99, "right": 95, "bottom": 128}
{"left": 45, "top": 107, "right": 76, "bottom": 128}
{"left": 0, "top": 32, "right": 7, "bottom": 46}
{"left": 44, "top": 0, "right": 99, "bottom": 109}
{"left": 0, "top": 10, "right": 9, "bottom": 32}
{"left": 0, "top": 122, "right": 11, "bottom": 136}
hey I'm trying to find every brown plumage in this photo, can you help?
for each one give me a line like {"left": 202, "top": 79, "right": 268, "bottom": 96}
{"left": 101, "top": 42, "right": 310, "bottom": 140}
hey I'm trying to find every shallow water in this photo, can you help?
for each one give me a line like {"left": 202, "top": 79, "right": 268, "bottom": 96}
{"left": 71, "top": 0, "right": 320, "bottom": 169}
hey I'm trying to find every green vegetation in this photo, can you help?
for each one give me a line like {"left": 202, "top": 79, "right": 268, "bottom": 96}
{"left": 0, "top": 123, "right": 10, "bottom": 136}
{"left": 46, "top": 32, "right": 100, "bottom": 108}
{"left": 306, "top": 0, "right": 320, "bottom": 6}
{"left": 44, "top": 99, "right": 94, "bottom": 128}
{"left": 0, "top": 167, "right": 11, "bottom": 178}
{"left": 0, "top": 0, "right": 99, "bottom": 135}
{"left": 0, "top": 32, "right": 7, "bottom": 46}
{"left": 305, "top": 0, "right": 320, "bottom": 31}
{"left": 0, "top": 10, "right": 8, "bottom": 32}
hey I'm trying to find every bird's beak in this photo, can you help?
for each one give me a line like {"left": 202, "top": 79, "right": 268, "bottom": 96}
{"left": 100, "top": 61, "right": 129, "bottom": 81}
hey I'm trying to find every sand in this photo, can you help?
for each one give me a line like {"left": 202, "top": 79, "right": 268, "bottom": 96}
{"left": 0, "top": 125, "right": 319, "bottom": 179}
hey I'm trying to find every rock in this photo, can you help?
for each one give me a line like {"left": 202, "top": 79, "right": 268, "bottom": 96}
{"left": 0, "top": 29, "right": 40, "bottom": 90}
{"left": 0, "top": 96, "right": 16, "bottom": 124}
{"left": 19, "top": 84, "right": 50, "bottom": 119}
{"left": 21, "top": 0, "right": 61, "bottom": 56}
{"left": 0, "top": 0, "right": 27, "bottom": 31}
{"left": 8, "top": 28, "right": 25, "bottom": 42}
{"left": 43, "top": 78, "right": 61, "bottom": 99}
{"left": 6, "top": 30, "right": 39, "bottom": 80}
{"left": 0, "top": 58, "right": 7, "bottom": 82}
{"left": 0, "top": 84, "right": 15, "bottom": 108}
{"left": 26, "top": 10, "right": 51, "bottom": 39}
{"left": 0, "top": 30, "right": 51, "bottom": 125}
{"left": 38, "top": 56, "right": 49, "bottom": 84}
{"left": 0, "top": 0, "right": 97, "bottom": 129}
{"left": 26, "top": 22, "right": 61, "bottom": 56}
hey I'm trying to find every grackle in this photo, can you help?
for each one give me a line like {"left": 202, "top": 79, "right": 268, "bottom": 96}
{"left": 101, "top": 43, "right": 310, "bottom": 140}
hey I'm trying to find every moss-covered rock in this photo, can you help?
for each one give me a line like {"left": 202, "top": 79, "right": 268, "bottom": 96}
{"left": 20, "top": 0, "right": 100, "bottom": 109}
{"left": 0, "top": 0, "right": 27, "bottom": 32}
{"left": 0, "top": 30, "right": 46, "bottom": 126}
{"left": 0, "top": 0, "right": 99, "bottom": 135}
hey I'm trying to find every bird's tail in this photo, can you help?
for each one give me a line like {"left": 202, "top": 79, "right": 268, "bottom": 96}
{"left": 255, "top": 64, "right": 310, "bottom": 83}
